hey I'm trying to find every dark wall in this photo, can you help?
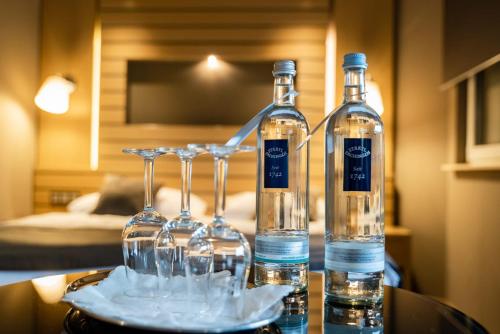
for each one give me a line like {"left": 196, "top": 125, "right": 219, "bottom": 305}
{"left": 444, "top": 0, "right": 500, "bottom": 82}
{"left": 396, "top": 0, "right": 447, "bottom": 298}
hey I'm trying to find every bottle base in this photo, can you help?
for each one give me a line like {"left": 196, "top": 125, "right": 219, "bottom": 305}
{"left": 324, "top": 292, "right": 384, "bottom": 306}
{"left": 324, "top": 268, "right": 384, "bottom": 306}
{"left": 254, "top": 261, "right": 308, "bottom": 293}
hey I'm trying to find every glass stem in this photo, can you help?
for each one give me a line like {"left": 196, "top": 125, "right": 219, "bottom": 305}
{"left": 214, "top": 157, "right": 228, "bottom": 223}
{"left": 180, "top": 158, "right": 192, "bottom": 218}
{"left": 144, "top": 158, "right": 154, "bottom": 210}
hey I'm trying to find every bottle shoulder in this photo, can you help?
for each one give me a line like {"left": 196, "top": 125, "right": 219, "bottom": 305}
{"left": 326, "top": 102, "right": 383, "bottom": 129}
{"left": 260, "top": 106, "right": 309, "bottom": 128}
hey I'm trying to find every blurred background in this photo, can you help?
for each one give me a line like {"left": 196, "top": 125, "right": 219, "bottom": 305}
{"left": 0, "top": 0, "right": 498, "bottom": 332}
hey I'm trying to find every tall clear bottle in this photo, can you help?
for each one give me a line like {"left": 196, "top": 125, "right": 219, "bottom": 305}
{"left": 324, "top": 53, "right": 384, "bottom": 304}
{"left": 255, "top": 60, "right": 310, "bottom": 292}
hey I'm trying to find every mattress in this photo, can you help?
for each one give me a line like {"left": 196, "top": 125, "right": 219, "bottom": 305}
{"left": 0, "top": 213, "right": 125, "bottom": 270}
{"left": 0, "top": 213, "right": 360, "bottom": 275}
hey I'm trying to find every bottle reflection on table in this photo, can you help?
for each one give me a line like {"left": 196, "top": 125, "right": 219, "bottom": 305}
{"left": 256, "top": 291, "right": 308, "bottom": 334}
{"left": 323, "top": 299, "right": 383, "bottom": 334}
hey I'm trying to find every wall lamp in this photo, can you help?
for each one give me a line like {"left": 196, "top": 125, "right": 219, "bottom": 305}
{"left": 32, "top": 274, "right": 67, "bottom": 304}
{"left": 34, "top": 75, "right": 76, "bottom": 114}
{"left": 366, "top": 75, "right": 384, "bottom": 115}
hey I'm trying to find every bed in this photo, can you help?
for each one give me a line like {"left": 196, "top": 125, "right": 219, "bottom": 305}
{"left": 0, "top": 213, "right": 124, "bottom": 270}
{"left": 0, "top": 186, "right": 411, "bottom": 287}
{"left": 0, "top": 213, "right": 406, "bottom": 271}
{"left": 0, "top": 212, "right": 324, "bottom": 269}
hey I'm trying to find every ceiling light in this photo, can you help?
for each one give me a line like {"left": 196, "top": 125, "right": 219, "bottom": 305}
{"left": 207, "top": 55, "right": 219, "bottom": 69}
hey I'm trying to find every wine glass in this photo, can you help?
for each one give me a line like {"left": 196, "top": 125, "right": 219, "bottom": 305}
{"left": 183, "top": 237, "right": 214, "bottom": 315}
{"left": 187, "top": 144, "right": 255, "bottom": 303}
{"left": 155, "top": 146, "right": 206, "bottom": 281}
{"left": 121, "top": 148, "right": 170, "bottom": 298}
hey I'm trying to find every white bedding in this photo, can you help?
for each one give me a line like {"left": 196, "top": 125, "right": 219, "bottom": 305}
{"left": 2, "top": 212, "right": 325, "bottom": 235}
{"left": 2, "top": 212, "right": 129, "bottom": 230}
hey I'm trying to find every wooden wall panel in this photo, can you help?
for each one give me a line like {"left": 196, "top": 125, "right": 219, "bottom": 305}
{"left": 37, "top": 0, "right": 96, "bottom": 170}
{"left": 100, "top": 0, "right": 328, "bottom": 10}
{"left": 34, "top": 169, "right": 394, "bottom": 219}
{"left": 93, "top": 0, "right": 328, "bottom": 211}
{"left": 34, "top": 0, "right": 396, "bottom": 227}
{"left": 102, "top": 27, "right": 327, "bottom": 43}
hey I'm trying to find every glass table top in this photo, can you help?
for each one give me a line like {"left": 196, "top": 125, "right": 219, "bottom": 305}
{"left": 0, "top": 269, "right": 488, "bottom": 333}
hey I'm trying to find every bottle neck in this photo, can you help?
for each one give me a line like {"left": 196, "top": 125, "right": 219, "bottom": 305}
{"left": 343, "top": 68, "right": 366, "bottom": 103}
{"left": 273, "top": 74, "right": 295, "bottom": 106}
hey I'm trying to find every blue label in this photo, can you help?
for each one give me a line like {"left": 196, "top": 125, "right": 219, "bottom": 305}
{"left": 264, "top": 139, "right": 289, "bottom": 188}
{"left": 343, "top": 138, "right": 371, "bottom": 192}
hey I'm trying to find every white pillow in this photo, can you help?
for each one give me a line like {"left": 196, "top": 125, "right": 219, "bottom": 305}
{"left": 225, "top": 192, "right": 256, "bottom": 220}
{"left": 155, "top": 187, "right": 207, "bottom": 218}
{"left": 67, "top": 192, "right": 100, "bottom": 213}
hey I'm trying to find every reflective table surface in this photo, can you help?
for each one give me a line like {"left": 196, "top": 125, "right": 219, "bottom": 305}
{"left": 0, "top": 269, "right": 488, "bottom": 333}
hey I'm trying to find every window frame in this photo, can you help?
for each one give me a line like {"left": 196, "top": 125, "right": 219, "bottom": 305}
{"left": 465, "top": 62, "right": 500, "bottom": 164}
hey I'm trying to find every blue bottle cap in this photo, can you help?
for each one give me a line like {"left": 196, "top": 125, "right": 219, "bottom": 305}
{"left": 273, "top": 60, "right": 297, "bottom": 76}
{"left": 343, "top": 53, "right": 368, "bottom": 69}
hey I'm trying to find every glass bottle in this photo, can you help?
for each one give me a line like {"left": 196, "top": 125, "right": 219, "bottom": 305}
{"left": 255, "top": 60, "right": 310, "bottom": 292}
{"left": 324, "top": 53, "right": 385, "bottom": 305}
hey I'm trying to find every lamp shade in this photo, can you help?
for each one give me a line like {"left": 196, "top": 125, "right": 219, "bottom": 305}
{"left": 32, "top": 274, "right": 67, "bottom": 304}
{"left": 34, "top": 75, "right": 76, "bottom": 114}
{"left": 366, "top": 78, "right": 384, "bottom": 115}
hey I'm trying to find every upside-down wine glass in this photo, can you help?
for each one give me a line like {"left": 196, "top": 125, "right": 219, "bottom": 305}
{"left": 121, "top": 148, "right": 170, "bottom": 298}
{"left": 155, "top": 146, "right": 207, "bottom": 297}
{"left": 187, "top": 144, "right": 254, "bottom": 305}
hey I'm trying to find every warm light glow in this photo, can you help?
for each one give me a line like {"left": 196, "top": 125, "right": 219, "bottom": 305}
{"left": 207, "top": 55, "right": 219, "bottom": 69}
{"left": 324, "top": 19, "right": 337, "bottom": 115}
{"left": 90, "top": 17, "right": 102, "bottom": 171}
{"left": 366, "top": 77, "right": 384, "bottom": 115}
{"left": 34, "top": 76, "right": 75, "bottom": 114}
{"left": 32, "top": 274, "right": 67, "bottom": 304}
